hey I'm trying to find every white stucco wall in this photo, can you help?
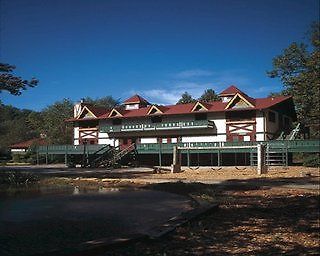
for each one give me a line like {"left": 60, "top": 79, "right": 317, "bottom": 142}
{"left": 140, "top": 138, "right": 158, "bottom": 144}
{"left": 11, "top": 148, "right": 26, "bottom": 152}
{"left": 74, "top": 127, "right": 79, "bottom": 139}
{"left": 181, "top": 135, "right": 226, "bottom": 143}
{"left": 256, "top": 111, "right": 265, "bottom": 141}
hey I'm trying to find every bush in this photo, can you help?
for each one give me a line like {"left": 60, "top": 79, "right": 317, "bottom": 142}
{"left": 0, "top": 171, "right": 40, "bottom": 185}
{"left": 303, "top": 154, "right": 320, "bottom": 167}
{"left": 12, "top": 154, "right": 23, "bottom": 163}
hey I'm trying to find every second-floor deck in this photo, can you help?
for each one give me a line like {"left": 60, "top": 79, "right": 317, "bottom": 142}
{"left": 37, "top": 139, "right": 320, "bottom": 155}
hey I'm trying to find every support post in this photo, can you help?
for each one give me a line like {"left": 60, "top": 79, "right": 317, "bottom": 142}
{"left": 45, "top": 145, "right": 48, "bottom": 165}
{"left": 171, "top": 145, "right": 181, "bottom": 173}
{"left": 187, "top": 149, "right": 190, "bottom": 167}
{"left": 218, "top": 150, "right": 221, "bottom": 167}
{"left": 64, "top": 145, "right": 68, "bottom": 166}
{"left": 158, "top": 143, "right": 162, "bottom": 167}
{"left": 36, "top": 150, "right": 39, "bottom": 165}
{"left": 257, "top": 144, "right": 267, "bottom": 175}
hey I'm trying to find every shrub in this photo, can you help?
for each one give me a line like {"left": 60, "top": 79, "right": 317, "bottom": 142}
{"left": 0, "top": 171, "right": 40, "bottom": 185}
{"left": 303, "top": 154, "right": 320, "bottom": 167}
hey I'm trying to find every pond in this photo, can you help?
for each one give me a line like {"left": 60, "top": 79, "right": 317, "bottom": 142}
{"left": 0, "top": 184, "right": 193, "bottom": 256}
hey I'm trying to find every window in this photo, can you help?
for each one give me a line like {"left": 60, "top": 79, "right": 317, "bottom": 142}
{"left": 112, "top": 119, "right": 122, "bottom": 125}
{"left": 195, "top": 113, "right": 207, "bottom": 120}
{"left": 162, "top": 138, "right": 168, "bottom": 143}
{"left": 151, "top": 116, "right": 162, "bottom": 123}
{"left": 171, "top": 138, "right": 177, "bottom": 143}
{"left": 226, "top": 111, "right": 255, "bottom": 122}
{"left": 268, "top": 111, "right": 276, "bottom": 123}
{"left": 283, "top": 117, "right": 290, "bottom": 128}
{"left": 79, "top": 120, "right": 98, "bottom": 128}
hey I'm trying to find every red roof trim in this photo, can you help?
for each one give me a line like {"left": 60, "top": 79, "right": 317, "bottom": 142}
{"left": 10, "top": 138, "right": 47, "bottom": 149}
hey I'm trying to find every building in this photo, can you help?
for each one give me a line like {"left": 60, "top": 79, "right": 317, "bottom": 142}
{"left": 10, "top": 138, "right": 47, "bottom": 154}
{"left": 67, "top": 85, "right": 296, "bottom": 150}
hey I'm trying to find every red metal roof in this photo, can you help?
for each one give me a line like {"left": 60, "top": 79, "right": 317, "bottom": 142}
{"left": 85, "top": 105, "right": 109, "bottom": 117}
{"left": 219, "top": 85, "right": 244, "bottom": 95}
{"left": 66, "top": 86, "right": 294, "bottom": 122}
{"left": 10, "top": 138, "right": 47, "bottom": 149}
{"left": 123, "top": 94, "right": 150, "bottom": 105}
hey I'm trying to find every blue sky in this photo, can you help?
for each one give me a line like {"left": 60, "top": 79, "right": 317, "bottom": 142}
{"left": 0, "top": 0, "right": 319, "bottom": 110}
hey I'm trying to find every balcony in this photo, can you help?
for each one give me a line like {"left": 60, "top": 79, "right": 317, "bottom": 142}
{"left": 100, "top": 120, "right": 214, "bottom": 133}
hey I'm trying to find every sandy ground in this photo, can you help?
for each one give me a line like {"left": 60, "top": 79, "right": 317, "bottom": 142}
{"left": 152, "top": 166, "right": 320, "bottom": 181}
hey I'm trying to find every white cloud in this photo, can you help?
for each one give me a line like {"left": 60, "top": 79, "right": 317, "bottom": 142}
{"left": 125, "top": 69, "right": 254, "bottom": 105}
{"left": 175, "top": 69, "right": 214, "bottom": 79}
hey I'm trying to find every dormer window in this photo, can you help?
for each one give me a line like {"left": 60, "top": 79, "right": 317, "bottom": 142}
{"left": 123, "top": 94, "right": 150, "bottom": 110}
{"left": 147, "top": 105, "right": 164, "bottom": 115}
{"left": 108, "top": 108, "right": 123, "bottom": 117}
{"left": 191, "top": 102, "right": 208, "bottom": 112}
{"left": 77, "top": 106, "right": 97, "bottom": 119}
{"left": 221, "top": 96, "right": 232, "bottom": 103}
{"left": 225, "top": 93, "right": 254, "bottom": 109}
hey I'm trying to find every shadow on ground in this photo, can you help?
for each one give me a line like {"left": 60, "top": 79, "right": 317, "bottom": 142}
{"left": 102, "top": 177, "right": 320, "bottom": 256}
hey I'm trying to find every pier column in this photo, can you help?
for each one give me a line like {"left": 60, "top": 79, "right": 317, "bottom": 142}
{"left": 64, "top": 145, "right": 68, "bottom": 166}
{"left": 171, "top": 145, "right": 181, "bottom": 173}
{"left": 257, "top": 144, "right": 267, "bottom": 175}
{"left": 158, "top": 143, "right": 162, "bottom": 167}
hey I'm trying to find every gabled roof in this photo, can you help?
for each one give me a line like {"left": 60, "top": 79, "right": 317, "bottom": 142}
{"left": 147, "top": 105, "right": 168, "bottom": 115}
{"left": 66, "top": 87, "right": 295, "bottom": 122}
{"left": 225, "top": 93, "right": 255, "bottom": 109}
{"left": 10, "top": 138, "right": 47, "bottom": 149}
{"left": 124, "top": 94, "right": 150, "bottom": 105}
{"left": 77, "top": 105, "right": 109, "bottom": 119}
{"left": 191, "top": 101, "right": 210, "bottom": 112}
{"left": 219, "top": 85, "right": 244, "bottom": 96}
{"left": 108, "top": 108, "right": 125, "bottom": 117}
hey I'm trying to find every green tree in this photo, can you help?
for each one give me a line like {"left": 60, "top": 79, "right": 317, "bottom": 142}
{"left": 0, "top": 63, "right": 38, "bottom": 95}
{"left": 267, "top": 22, "right": 320, "bottom": 138}
{"left": 82, "top": 96, "right": 119, "bottom": 109}
{"left": 176, "top": 92, "right": 196, "bottom": 104}
{"left": 198, "top": 89, "right": 220, "bottom": 102}
{"left": 0, "top": 103, "right": 37, "bottom": 156}
{"left": 39, "top": 99, "right": 74, "bottom": 144}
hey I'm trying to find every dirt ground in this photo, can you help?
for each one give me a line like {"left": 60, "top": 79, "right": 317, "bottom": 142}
{"left": 89, "top": 166, "right": 319, "bottom": 256}
{"left": 152, "top": 166, "right": 320, "bottom": 181}
{"left": 101, "top": 181, "right": 319, "bottom": 255}
{"left": 2, "top": 166, "right": 319, "bottom": 255}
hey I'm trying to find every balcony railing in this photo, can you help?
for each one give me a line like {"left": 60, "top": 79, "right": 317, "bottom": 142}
{"left": 36, "top": 140, "right": 320, "bottom": 155}
{"left": 100, "top": 120, "right": 213, "bottom": 133}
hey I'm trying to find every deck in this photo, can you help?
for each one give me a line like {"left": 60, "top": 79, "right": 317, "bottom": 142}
{"left": 37, "top": 140, "right": 320, "bottom": 155}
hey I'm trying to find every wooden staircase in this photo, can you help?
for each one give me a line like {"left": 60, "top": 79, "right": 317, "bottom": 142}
{"left": 250, "top": 143, "right": 288, "bottom": 166}
{"left": 96, "top": 143, "right": 136, "bottom": 168}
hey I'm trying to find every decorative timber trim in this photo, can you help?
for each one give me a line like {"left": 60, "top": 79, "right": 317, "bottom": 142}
{"left": 225, "top": 93, "right": 254, "bottom": 109}
{"left": 147, "top": 105, "right": 163, "bottom": 115}
{"left": 226, "top": 120, "right": 256, "bottom": 124}
{"left": 108, "top": 108, "right": 123, "bottom": 117}
{"left": 77, "top": 106, "right": 97, "bottom": 119}
{"left": 191, "top": 101, "right": 208, "bottom": 112}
